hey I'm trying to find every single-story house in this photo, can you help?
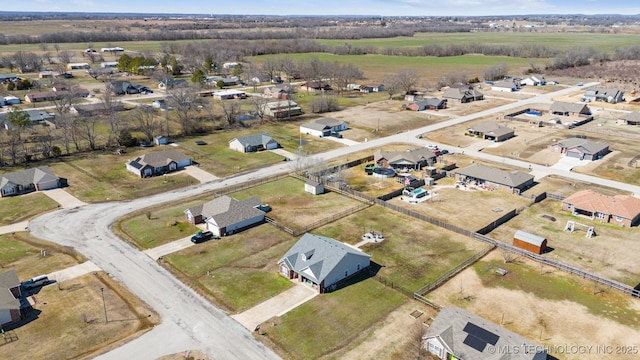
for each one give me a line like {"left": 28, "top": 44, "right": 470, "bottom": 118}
{"left": 521, "top": 76, "right": 544, "bottom": 86}
{"left": 423, "top": 307, "right": 547, "bottom": 360}
{"left": 3, "top": 95, "right": 21, "bottom": 105}
{"left": 212, "top": 89, "right": 247, "bottom": 100}
{"left": 73, "top": 102, "right": 125, "bottom": 117}
{"left": 359, "top": 83, "right": 385, "bottom": 93}
{"left": 0, "top": 270, "right": 22, "bottom": 327}
{"left": 0, "top": 166, "right": 66, "bottom": 197}
{"left": 442, "top": 87, "right": 484, "bottom": 103}
{"left": 583, "top": 88, "right": 624, "bottom": 104}
{"left": 109, "top": 81, "right": 143, "bottom": 95}
{"left": 24, "top": 91, "right": 59, "bottom": 103}
{"left": 185, "top": 195, "right": 265, "bottom": 237}
{"left": 466, "top": 122, "right": 515, "bottom": 142}
{"left": 513, "top": 230, "right": 547, "bottom": 254}
{"left": 305, "top": 180, "right": 324, "bottom": 195}
{"left": 157, "top": 78, "right": 188, "bottom": 89}
{"left": 229, "top": 133, "right": 279, "bottom": 153}
{"left": 562, "top": 189, "right": 640, "bottom": 227}
{"left": 551, "top": 138, "right": 609, "bottom": 161}
{"left": 407, "top": 98, "right": 447, "bottom": 111}
{"left": 374, "top": 148, "right": 437, "bottom": 170}
{"left": 205, "top": 76, "right": 242, "bottom": 87}
{"left": 263, "top": 84, "right": 294, "bottom": 99}
{"left": 38, "top": 70, "right": 61, "bottom": 79}
{"left": 1, "top": 110, "right": 54, "bottom": 129}
{"left": 222, "top": 62, "right": 239, "bottom": 69}
{"left": 550, "top": 102, "right": 591, "bottom": 116}
{"left": 491, "top": 79, "right": 520, "bottom": 92}
{"left": 300, "top": 117, "right": 348, "bottom": 137}
{"left": 278, "top": 233, "right": 371, "bottom": 293}
{"left": 617, "top": 112, "right": 640, "bottom": 126}
{"left": 66, "top": 63, "right": 90, "bottom": 70}
{"left": 151, "top": 99, "right": 168, "bottom": 110}
{"left": 300, "top": 81, "right": 332, "bottom": 92}
{"left": 263, "top": 100, "right": 303, "bottom": 118}
{"left": 0, "top": 74, "right": 19, "bottom": 84}
{"left": 126, "top": 149, "right": 192, "bottom": 178}
{"left": 100, "top": 61, "right": 118, "bottom": 69}
{"left": 455, "top": 163, "right": 534, "bottom": 194}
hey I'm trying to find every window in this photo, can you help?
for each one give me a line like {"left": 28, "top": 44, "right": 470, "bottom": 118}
{"left": 597, "top": 212, "right": 606, "bottom": 220}
{"left": 357, "top": 264, "right": 360, "bottom": 271}
{"left": 344, "top": 271, "right": 348, "bottom": 277}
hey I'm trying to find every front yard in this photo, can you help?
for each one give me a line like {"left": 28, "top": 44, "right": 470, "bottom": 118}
{"left": 0, "top": 192, "right": 60, "bottom": 226}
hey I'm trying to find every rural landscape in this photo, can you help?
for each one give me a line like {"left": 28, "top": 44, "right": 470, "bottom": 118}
{"left": 1, "top": 6, "right": 640, "bottom": 360}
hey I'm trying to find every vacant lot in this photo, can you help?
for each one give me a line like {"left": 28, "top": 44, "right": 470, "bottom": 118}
{"left": 427, "top": 251, "right": 640, "bottom": 360}
{"left": 0, "top": 192, "right": 60, "bottom": 226}
{"left": 488, "top": 198, "right": 640, "bottom": 285}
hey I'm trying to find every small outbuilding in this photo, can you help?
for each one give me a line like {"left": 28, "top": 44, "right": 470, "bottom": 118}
{"left": 513, "top": 230, "right": 547, "bottom": 254}
{"left": 153, "top": 135, "right": 168, "bottom": 145}
{"left": 304, "top": 180, "right": 324, "bottom": 195}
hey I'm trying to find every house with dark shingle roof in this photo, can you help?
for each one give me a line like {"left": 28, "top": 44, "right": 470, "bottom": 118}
{"left": 423, "top": 307, "right": 547, "bottom": 360}
{"left": 278, "top": 233, "right": 371, "bottom": 293}
{"left": 562, "top": 190, "right": 640, "bottom": 227}
{"left": 407, "top": 98, "right": 447, "bottom": 111}
{"left": 617, "top": 112, "right": 640, "bottom": 126}
{"left": 0, "top": 166, "right": 66, "bottom": 197}
{"left": 299, "top": 117, "right": 348, "bottom": 137}
{"left": 229, "top": 133, "right": 279, "bottom": 153}
{"left": 466, "top": 122, "right": 515, "bottom": 142}
{"left": 583, "top": 87, "right": 624, "bottom": 104}
{"left": 491, "top": 78, "right": 520, "bottom": 92}
{"left": 0, "top": 270, "right": 22, "bottom": 327}
{"left": 374, "top": 148, "right": 437, "bottom": 170}
{"left": 185, "top": 195, "right": 266, "bottom": 237}
{"left": 442, "top": 87, "right": 484, "bottom": 103}
{"left": 455, "top": 163, "right": 534, "bottom": 194}
{"left": 551, "top": 138, "right": 609, "bottom": 161}
{"left": 549, "top": 101, "right": 591, "bottom": 116}
{"left": 126, "top": 149, "right": 192, "bottom": 178}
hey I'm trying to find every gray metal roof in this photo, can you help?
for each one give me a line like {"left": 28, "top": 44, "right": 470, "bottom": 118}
{"left": 201, "top": 195, "right": 264, "bottom": 228}
{"left": 0, "top": 270, "right": 20, "bottom": 310}
{"left": 514, "top": 230, "right": 546, "bottom": 247}
{"left": 456, "top": 163, "right": 533, "bottom": 188}
{"left": 0, "top": 166, "right": 60, "bottom": 189}
{"left": 278, "top": 233, "right": 371, "bottom": 284}
{"left": 423, "top": 307, "right": 546, "bottom": 360}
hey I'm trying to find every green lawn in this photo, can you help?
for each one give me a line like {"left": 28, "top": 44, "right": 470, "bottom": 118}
{"left": 0, "top": 193, "right": 60, "bottom": 225}
{"left": 264, "top": 277, "right": 406, "bottom": 360}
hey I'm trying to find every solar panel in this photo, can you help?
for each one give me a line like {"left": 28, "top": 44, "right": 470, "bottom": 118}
{"left": 463, "top": 334, "right": 488, "bottom": 352}
{"left": 463, "top": 322, "right": 500, "bottom": 345}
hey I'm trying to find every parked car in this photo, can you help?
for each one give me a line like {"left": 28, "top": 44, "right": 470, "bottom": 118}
{"left": 191, "top": 231, "right": 216, "bottom": 243}
{"left": 256, "top": 204, "right": 272, "bottom": 212}
{"left": 426, "top": 144, "right": 439, "bottom": 150}
{"left": 22, "top": 274, "right": 49, "bottom": 289}
{"left": 576, "top": 82, "right": 584, "bottom": 86}
{"left": 440, "top": 149, "right": 450, "bottom": 155}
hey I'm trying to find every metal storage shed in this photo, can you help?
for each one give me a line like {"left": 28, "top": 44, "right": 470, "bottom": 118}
{"left": 513, "top": 230, "right": 547, "bottom": 254}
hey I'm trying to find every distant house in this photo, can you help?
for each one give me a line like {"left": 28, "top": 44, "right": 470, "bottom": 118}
{"left": 359, "top": 83, "right": 385, "bottom": 93}
{"left": 73, "top": 102, "right": 125, "bottom": 117}
{"left": 126, "top": 149, "right": 192, "bottom": 178}
{"left": 278, "top": 233, "right": 371, "bottom": 293}
{"left": 442, "top": 87, "right": 484, "bottom": 103}
{"left": 550, "top": 102, "right": 591, "bottom": 116}
{"left": 491, "top": 79, "right": 520, "bottom": 92}
{"left": 455, "top": 163, "right": 534, "bottom": 194}
{"left": 407, "top": 98, "right": 447, "bottom": 111}
{"left": 374, "top": 148, "right": 437, "bottom": 170}
{"left": 205, "top": 76, "right": 242, "bottom": 87}
{"left": 263, "top": 100, "right": 303, "bottom": 118}
{"left": 583, "top": 88, "right": 624, "bottom": 104}
{"left": 423, "top": 307, "right": 547, "bottom": 360}
{"left": 185, "top": 195, "right": 266, "bottom": 237}
{"left": 158, "top": 78, "right": 188, "bottom": 90}
{"left": 264, "top": 84, "right": 294, "bottom": 99}
{"left": 521, "top": 76, "right": 544, "bottom": 86}
{"left": 562, "top": 189, "right": 640, "bottom": 227}
{"left": 66, "top": 62, "right": 90, "bottom": 70}
{"left": 0, "top": 166, "right": 66, "bottom": 197}
{"left": 153, "top": 135, "right": 168, "bottom": 145}
{"left": 0, "top": 74, "right": 19, "bottom": 84}
{"left": 466, "top": 122, "right": 514, "bottom": 142}
{"left": 24, "top": 91, "right": 59, "bottom": 103}
{"left": 300, "top": 81, "right": 332, "bottom": 92}
{"left": 101, "top": 47, "right": 124, "bottom": 53}
{"left": 38, "top": 70, "right": 61, "bottom": 79}
{"left": 0, "top": 270, "right": 22, "bottom": 327}
{"left": 229, "top": 133, "right": 279, "bottom": 153}
{"left": 551, "top": 138, "right": 609, "bottom": 161}
{"left": 513, "top": 230, "right": 547, "bottom": 254}
{"left": 151, "top": 99, "right": 168, "bottom": 110}
{"left": 300, "top": 117, "right": 348, "bottom": 137}
{"left": 617, "top": 112, "right": 640, "bottom": 126}
{"left": 1, "top": 110, "right": 54, "bottom": 129}
{"left": 3, "top": 95, "right": 21, "bottom": 105}
{"left": 100, "top": 61, "right": 118, "bottom": 69}
{"left": 305, "top": 180, "right": 324, "bottom": 195}
{"left": 212, "top": 89, "right": 247, "bottom": 100}
{"left": 222, "top": 62, "right": 239, "bottom": 69}
{"left": 109, "top": 81, "right": 139, "bottom": 95}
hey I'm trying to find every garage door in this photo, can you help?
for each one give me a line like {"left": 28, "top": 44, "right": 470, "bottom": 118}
{"left": 566, "top": 151, "right": 582, "bottom": 159}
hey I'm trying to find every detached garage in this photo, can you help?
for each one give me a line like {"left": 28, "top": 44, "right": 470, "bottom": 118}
{"left": 513, "top": 230, "right": 547, "bottom": 254}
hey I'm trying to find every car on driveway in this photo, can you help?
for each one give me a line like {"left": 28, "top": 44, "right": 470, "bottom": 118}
{"left": 191, "top": 231, "right": 216, "bottom": 243}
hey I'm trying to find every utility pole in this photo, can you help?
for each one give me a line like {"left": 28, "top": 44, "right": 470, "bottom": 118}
{"left": 100, "top": 287, "right": 108, "bottom": 323}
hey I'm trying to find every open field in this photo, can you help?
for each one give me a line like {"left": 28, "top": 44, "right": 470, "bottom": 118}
{"left": 427, "top": 251, "right": 640, "bottom": 360}
{"left": 488, "top": 198, "right": 640, "bottom": 285}
{"left": 0, "top": 192, "right": 60, "bottom": 225}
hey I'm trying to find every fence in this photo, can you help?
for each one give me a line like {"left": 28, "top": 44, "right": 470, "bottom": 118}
{"left": 476, "top": 209, "right": 518, "bottom": 235}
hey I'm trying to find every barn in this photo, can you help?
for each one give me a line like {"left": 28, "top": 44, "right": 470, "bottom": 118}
{"left": 513, "top": 230, "right": 547, "bottom": 254}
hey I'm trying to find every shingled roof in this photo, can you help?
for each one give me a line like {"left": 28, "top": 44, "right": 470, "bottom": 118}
{"left": 0, "top": 166, "right": 60, "bottom": 189}
{"left": 563, "top": 190, "right": 640, "bottom": 220}
{"left": 202, "top": 195, "right": 264, "bottom": 228}
{"left": 374, "top": 148, "right": 436, "bottom": 166}
{"left": 128, "top": 149, "right": 190, "bottom": 169}
{"left": 0, "top": 270, "right": 20, "bottom": 312}
{"left": 456, "top": 163, "right": 533, "bottom": 188}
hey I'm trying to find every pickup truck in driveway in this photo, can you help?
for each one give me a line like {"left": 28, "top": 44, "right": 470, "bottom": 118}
{"left": 191, "top": 231, "right": 217, "bottom": 243}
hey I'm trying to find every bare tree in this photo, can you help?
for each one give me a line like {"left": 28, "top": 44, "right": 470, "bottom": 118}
{"left": 99, "top": 83, "right": 123, "bottom": 146}
{"left": 383, "top": 74, "right": 401, "bottom": 99}
{"left": 262, "top": 57, "right": 280, "bottom": 83}
{"left": 250, "top": 95, "right": 270, "bottom": 124}
{"left": 57, "top": 51, "right": 74, "bottom": 72}
{"left": 484, "top": 63, "right": 510, "bottom": 81}
{"left": 134, "top": 106, "right": 160, "bottom": 143}
{"left": 331, "top": 62, "right": 363, "bottom": 96}
{"left": 76, "top": 115, "right": 100, "bottom": 151}
{"left": 410, "top": 322, "right": 427, "bottom": 360}
{"left": 219, "top": 99, "right": 241, "bottom": 126}
{"left": 166, "top": 86, "right": 198, "bottom": 135}
{"left": 395, "top": 69, "right": 420, "bottom": 95}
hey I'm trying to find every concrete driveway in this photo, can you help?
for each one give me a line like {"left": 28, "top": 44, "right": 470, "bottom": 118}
{"left": 231, "top": 282, "right": 318, "bottom": 331}
{"left": 47, "top": 261, "right": 101, "bottom": 282}
{"left": 42, "top": 188, "right": 86, "bottom": 208}
{"left": 0, "top": 221, "right": 29, "bottom": 235}
{"left": 550, "top": 156, "right": 592, "bottom": 171}
{"left": 271, "top": 148, "right": 298, "bottom": 160}
{"left": 143, "top": 236, "right": 195, "bottom": 260}
{"left": 183, "top": 165, "right": 219, "bottom": 183}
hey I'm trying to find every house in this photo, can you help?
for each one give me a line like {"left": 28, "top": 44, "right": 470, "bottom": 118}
{"left": 38, "top": 70, "right": 61, "bottom": 79}
{"left": 151, "top": 99, "right": 168, "bottom": 110}
{"left": 551, "top": 138, "right": 609, "bottom": 161}
{"left": 278, "top": 233, "right": 371, "bottom": 293}
{"left": 455, "top": 163, "right": 534, "bottom": 194}
{"left": 513, "top": 230, "right": 547, "bottom": 254}
{"left": 359, "top": 83, "right": 385, "bottom": 93}
{"left": 109, "top": 81, "right": 139, "bottom": 95}
{"left": 617, "top": 112, "right": 640, "bottom": 126}
{"left": 212, "top": 89, "right": 247, "bottom": 100}
{"left": 0, "top": 74, "right": 18, "bottom": 83}
{"left": 423, "top": 307, "right": 547, "bottom": 360}
{"left": 407, "top": 98, "right": 447, "bottom": 111}
{"left": 229, "top": 133, "right": 279, "bottom": 153}
{"left": 583, "top": 88, "right": 624, "bottom": 104}
{"left": 66, "top": 63, "right": 90, "bottom": 70}
{"left": 205, "top": 76, "right": 243, "bottom": 87}
{"left": 0, "top": 109, "right": 54, "bottom": 128}
{"left": 549, "top": 102, "right": 591, "bottom": 116}
{"left": 299, "top": 117, "right": 348, "bottom": 137}
{"left": 442, "top": 87, "right": 484, "bottom": 103}
{"left": 0, "top": 270, "right": 22, "bottom": 327}
{"left": 3, "top": 95, "right": 21, "bottom": 105}
{"left": 374, "top": 148, "right": 437, "bottom": 170}
{"left": 521, "top": 76, "right": 544, "bottom": 86}
{"left": 300, "top": 81, "right": 332, "bottom": 92}
{"left": 73, "top": 102, "right": 125, "bottom": 117}
{"left": 101, "top": 47, "right": 124, "bottom": 53}
{"left": 24, "top": 91, "right": 59, "bottom": 103}
{"left": 561, "top": 189, "right": 640, "bottom": 227}
{"left": 153, "top": 135, "right": 168, "bottom": 145}
{"left": 264, "top": 84, "right": 294, "bottom": 99}
{"left": 126, "top": 149, "right": 192, "bottom": 178}
{"left": 491, "top": 79, "right": 520, "bottom": 92}
{"left": 466, "top": 122, "right": 515, "bottom": 142}
{"left": 263, "top": 100, "right": 303, "bottom": 118}
{"left": 185, "top": 195, "right": 266, "bottom": 237}
{"left": 222, "top": 62, "right": 239, "bottom": 69}
{"left": 0, "top": 166, "right": 66, "bottom": 197}
{"left": 100, "top": 61, "right": 118, "bottom": 69}
{"left": 305, "top": 180, "right": 324, "bottom": 195}
{"left": 158, "top": 78, "right": 188, "bottom": 90}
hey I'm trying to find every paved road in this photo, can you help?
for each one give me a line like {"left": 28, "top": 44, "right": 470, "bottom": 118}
{"left": 27, "top": 82, "right": 640, "bottom": 359}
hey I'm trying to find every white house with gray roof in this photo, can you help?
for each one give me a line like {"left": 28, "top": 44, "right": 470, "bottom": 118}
{"left": 551, "top": 138, "right": 609, "bottom": 161}
{"left": 549, "top": 101, "right": 591, "bottom": 116}
{"left": 0, "top": 270, "right": 22, "bottom": 326}
{"left": 278, "top": 233, "right": 371, "bottom": 293}
{"left": 126, "top": 149, "right": 192, "bottom": 178}
{"left": 466, "top": 122, "right": 514, "bottom": 142}
{"left": 0, "top": 166, "right": 66, "bottom": 197}
{"left": 583, "top": 87, "right": 624, "bottom": 104}
{"left": 299, "top": 117, "right": 348, "bottom": 137}
{"left": 423, "top": 307, "right": 547, "bottom": 360}
{"left": 455, "top": 163, "right": 534, "bottom": 194}
{"left": 229, "top": 133, "right": 279, "bottom": 153}
{"left": 617, "top": 112, "right": 640, "bottom": 126}
{"left": 186, "top": 195, "right": 266, "bottom": 237}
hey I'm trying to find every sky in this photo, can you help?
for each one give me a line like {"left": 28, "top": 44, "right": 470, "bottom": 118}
{"left": 4, "top": 0, "right": 640, "bottom": 16}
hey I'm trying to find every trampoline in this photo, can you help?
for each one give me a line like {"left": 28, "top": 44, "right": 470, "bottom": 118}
{"left": 372, "top": 167, "right": 396, "bottom": 178}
